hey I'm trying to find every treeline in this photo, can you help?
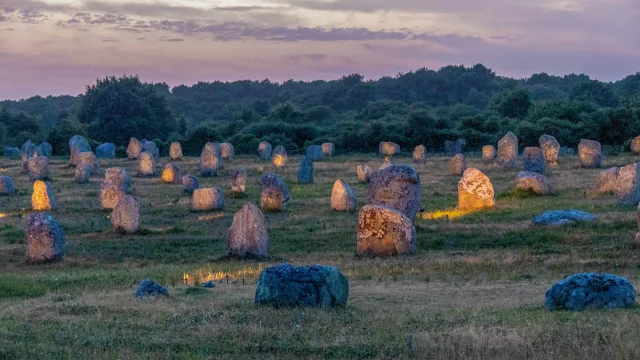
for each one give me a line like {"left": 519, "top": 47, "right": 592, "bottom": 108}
{"left": 1, "top": 64, "right": 640, "bottom": 156}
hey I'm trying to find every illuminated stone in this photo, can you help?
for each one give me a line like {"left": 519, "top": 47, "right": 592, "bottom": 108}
{"left": 227, "top": 202, "right": 268, "bottom": 258}
{"left": 378, "top": 142, "right": 400, "bottom": 156}
{"left": 497, "top": 132, "right": 518, "bottom": 168}
{"left": 357, "top": 205, "right": 416, "bottom": 257}
{"left": 272, "top": 145, "right": 288, "bottom": 167}
{"left": 31, "top": 180, "right": 56, "bottom": 211}
{"left": 368, "top": 164, "right": 421, "bottom": 222}
{"left": 260, "top": 172, "right": 290, "bottom": 211}
{"left": 357, "top": 165, "right": 371, "bottom": 183}
{"left": 458, "top": 168, "right": 495, "bottom": 210}
{"left": 99, "top": 182, "right": 126, "bottom": 209}
{"left": 413, "top": 145, "right": 427, "bottom": 164}
{"left": 161, "top": 163, "right": 182, "bottom": 184}
{"left": 221, "top": 142, "right": 235, "bottom": 160}
{"left": 138, "top": 152, "right": 156, "bottom": 177}
{"left": 578, "top": 139, "right": 602, "bottom": 168}
{"left": 539, "top": 134, "right": 560, "bottom": 165}
{"left": 111, "top": 195, "right": 140, "bottom": 234}
{"left": 142, "top": 140, "right": 159, "bottom": 161}
{"left": 126, "top": 137, "right": 142, "bottom": 159}
{"left": 169, "top": 142, "right": 183, "bottom": 160}
{"left": 482, "top": 145, "right": 496, "bottom": 161}
{"left": 192, "top": 187, "right": 224, "bottom": 211}
{"left": 379, "top": 158, "right": 391, "bottom": 170}
{"left": 331, "top": 179, "right": 357, "bottom": 212}
{"left": 322, "top": 143, "right": 335, "bottom": 157}
{"left": 105, "top": 167, "right": 131, "bottom": 193}
{"left": 230, "top": 168, "right": 247, "bottom": 193}
{"left": 200, "top": 147, "right": 221, "bottom": 177}
{"left": 595, "top": 167, "right": 619, "bottom": 194}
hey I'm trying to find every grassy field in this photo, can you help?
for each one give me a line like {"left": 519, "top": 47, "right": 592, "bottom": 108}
{"left": 1, "top": 152, "right": 640, "bottom": 359}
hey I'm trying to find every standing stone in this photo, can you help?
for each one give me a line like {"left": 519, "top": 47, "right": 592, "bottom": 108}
{"left": 221, "top": 142, "right": 235, "bottom": 160}
{"left": 161, "top": 163, "right": 181, "bottom": 184}
{"left": 32, "top": 180, "right": 56, "bottom": 211}
{"left": 297, "top": 156, "right": 313, "bottom": 184}
{"left": 227, "top": 202, "right": 269, "bottom": 258}
{"left": 0, "top": 176, "right": 15, "bottom": 194}
{"left": 444, "top": 138, "right": 466, "bottom": 155}
{"left": 127, "top": 137, "right": 142, "bottom": 159}
{"left": 306, "top": 145, "right": 324, "bottom": 161}
{"left": 74, "top": 162, "right": 92, "bottom": 184}
{"left": 368, "top": 164, "right": 421, "bottom": 222}
{"left": 272, "top": 145, "right": 288, "bottom": 167}
{"left": 138, "top": 152, "right": 156, "bottom": 177}
{"left": 69, "top": 135, "right": 91, "bottom": 166}
{"left": 255, "top": 263, "right": 349, "bottom": 308}
{"left": 449, "top": 154, "right": 466, "bottom": 175}
{"left": 4, "top": 147, "right": 21, "bottom": 159}
{"left": 258, "top": 141, "right": 273, "bottom": 160}
{"left": 458, "top": 168, "right": 495, "bottom": 210}
{"left": 615, "top": 163, "right": 640, "bottom": 205}
{"left": 26, "top": 156, "right": 49, "bottom": 181}
{"left": 357, "top": 205, "right": 416, "bottom": 257}
{"left": 78, "top": 152, "right": 99, "bottom": 173}
{"left": 357, "top": 165, "right": 372, "bottom": 183}
{"left": 192, "top": 187, "right": 224, "bottom": 211}
{"left": 204, "top": 142, "right": 222, "bottom": 157}
{"left": 595, "top": 167, "right": 619, "bottom": 194}
{"left": 105, "top": 167, "right": 131, "bottom": 193}
{"left": 497, "top": 132, "right": 518, "bottom": 168}
{"left": 99, "top": 182, "right": 126, "bottom": 209}
{"left": 522, "top": 147, "right": 545, "bottom": 174}
{"left": 539, "top": 135, "right": 560, "bottom": 165}
{"left": 111, "top": 195, "right": 140, "bottom": 234}
{"left": 413, "top": 145, "right": 427, "bottom": 164}
{"left": 379, "top": 158, "right": 392, "bottom": 171}
{"left": 96, "top": 143, "right": 116, "bottom": 159}
{"left": 21, "top": 140, "right": 36, "bottom": 171}
{"left": 632, "top": 136, "right": 640, "bottom": 154}
{"left": 379, "top": 142, "right": 400, "bottom": 156}
{"left": 230, "top": 168, "right": 248, "bottom": 193}
{"left": 322, "top": 143, "right": 335, "bottom": 157}
{"left": 38, "top": 142, "right": 52, "bottom": 157}
{"left": 142, "top": 141, "right": 159, "bottom": 161}
{"left": 545, "top": 273, "right": 636, "bottom": 311}
{"left": 579, "top": 139, "right": 602, "bottom": 168}
{"left": 169, "top": 142, "right": 183, "bottom": 161}
{"left": 516, "top": 171, "right": 553, "bottom": 195}
{"left": 200, "top": 148, "right": 220, "bottom": 177}
{"left": 182, "top": 175, "right": 200, "bottom": 193}
{"left": 33, "top": 145, "right": 44, "bottom": 158}
{"left": 261, "top": 173, "right": 290, "bottom": 211}
{"left": 482, "top": 145, "right": 496, "bottom": 161}
{"left": 136, "top": 279, "right": 168, "bottom": 298}
{"left": 24, "top": 212, "right": 65, "bottom": 263}
{"left": 331, "top": 179, "right": 357, "bottom": 211}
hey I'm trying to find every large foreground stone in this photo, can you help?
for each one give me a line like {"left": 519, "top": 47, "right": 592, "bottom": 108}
{"left": 255, "top": 263, "right": 348, "bottom": 308}
{"left": 539, "top": 135, "right": 560, "bottom": 165}
{"left": 497, "top": 132, "right": 518, "bottom": 168}
{"left": 230, "top": 168, "right": 247, "bottom": 193}
{"left": 182, "top": 175, "right": 199, "bottom": 193}
{"left": 126, "top": 137, "right": 142, "bottom": 159}
{"left": 331, "top": 179, "right": 357, "bottom": 211}
{"left": 227, "top": 203, "right": 269, "bottom": 258}
{"left": 306, "top": 145, "right": 324, "bottom": 161}
{"left": 136, "top": 279, "right": 168, "bottom": 298}
{"left": 578, "top": 139, "right": 602, "bottom": 168}
{"left": 449, "top": 154, "right": 466, "bottom": 175}
{"left": 482, "top": 145, "right": 496, "bottom": 161}
{"left": 357, "top": 205, "right": 416, "bottom": 256}
{"left": 169, "top": 142, "right": 183, "bottom": 161}
{"left": 138, "top": 152, "right": 156, "bottom": 177}
{"left": 545, "top": 273, "right": 635, "bottom": 311}
{"left": 322, "top": 143, "right": 335, "bottom": 157}
{"left": 105, "top": 167, "right": 131, "bottom": 193}
{"left": 111, "top": 195, "right": 140, "bottom": 234}
{"left": 532, "top": 209, "right": 597, "bottom": 226}
{"left": 260, "top": 173, "right": 290, "bottom": 211}
{"left": 32, "top": 180, "right": 56, "bottom": 211}
{"left": 25, "top": 212, "right": 65, "bottom": 263}
{"left": 368, "top": 164, "right": 421, "bottom": 221}
{"left": 379, "top": 142, "right": 400, "bottom": 156}
{"left": 595, "top": 167, "right": 619, "bottom": 194}
{"left": 26, "top": 156, "right": 49, "bottom": 180}
{"left": 297, "top": 156, "right": 313, "bottom": 184}
{"left": 413, "top": 145, "right": 427, "bottom": 164}
{"left": 272, "top": 145, "right": 288, "bottom": 167}
{"left": 96, "top": 143, "right": 116, "bottom": 159}
{"left": 161, "top": 163, "right": 181, "bottom": 184}
{"left": 522, "top": 147, "right": 545, "bottom": 173}
{"left": 192, "top": 187, "right": 224, "bottom": 211}
{"left": 99, "top": 182, "right": 126, "bottom": 209}
{"left": 69, "top": 135, "right": 91, "bottom": 166}
{"left": 258, "top": 141, "right": 272, "bottom": 160}
{"left": 221, "top": 142, "right": 234, "bottom": 160}
{"left": 516, "top": 171, "right": 552, "bottom": 195}
{"left": 357, "top": 165, "right": 371, "bottom": 183}
{"left": 458, "top": 168, "right": 495, "bottom": 210}
{"left": 0, "top": 176, "right": 15, "bottom": 194}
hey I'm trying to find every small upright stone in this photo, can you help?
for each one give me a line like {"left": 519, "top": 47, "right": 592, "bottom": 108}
{"left": 578, "top": 139, "right": 602, "bottom": 168}
{"left": 516, "top": 171, "right": 553, "bottom": 195}
{"left": 331, "top": 179, "right": 357, "bottom": 211}
{"left": 615, "top": 163, "right": 640, "bottom": 205}
{"left": 74, "top": 162, "right": 92, "bottom": 184}
{"left": 458, "top": 168, "right": 495, "bottom": 210}
{"left": 105, "top": 167, "right": 131, "bottom": 193}
{"left": 482, "top": 145, "right": 496, "bottom": 161}
{"left": 127, "top": 137, "right": 142, "bottom": 159}
{"left": 200, "top": 148, "right": 220, "bottom": 177}
{"left": 138, "top": 152, "right": 156, "bottom": 177}
{"left": 539, "top": 135, "right": 560, "bottom": 165}
{"left": 260, "top": 173, "right": 290, "bottom": 211}
{"left": 78, "top": 151, "right": 99, "bottom": 172}
{"left": 32, "top": 180, "right": 56, "bottom": 211}
{"left": 161, "top": 163, "right": 181, "bottom": 184}
{"left": 631, "top": 136, "right": 640, "bottom": 154}
{"left": 38, "top": 142, "right": 52, "bottom": 157}
{"left": 522, "top": 147, "right": 545, "bottom": 174}
{"left": 141, "top": 140, "right": 159, "bottom": 161}
{"left": 111, "top": 195, "right": 140, "bottom": 234}
{"left": 227, "top": 203, "right": 269, "bottom": 258}
{"left": 258, "top": 141, "right": 272, "bottom": 160}
{"left": 272, "top": 145, "right": 288, "bottom": 167}
{"left": 3, "top": 147, "right": 21, "bottom": 159}
{"left": 68, "top": 135, "right": 91, "bottom": 166}
{"left": 230, "top": 168, "right": 248, "bottom": 193}
{"left": 25, "top": 212, "right": 65, "bottom": 263}
{"left": 204, "top": 142, "right": 222, "bottom": 157}
{"left": 297, "top": 156, "right": 313, "bottom": 184}
{"left": 379, "top": 142, "right": 400, "bottom": 156}
{"left": 497, "top": 132, "right": 518, "bottom": 168}
{"left": 21, "top": 140, "right": 36, "bottom": 171}
{"left": 26, "top": 156, "right": 49, "bottom": 181}
{"left": 368, "top": 164, "right": 421, "bottom": 222}
{"left": 595, "top": 167, "right": 619, "bottom": 194}
{"left": 99, "top": 182, "right": 126, "bottom": 209}
{"left": 221, "top": 142, "right": 235, "bottom": 160}
{"left": 357, "top": 165, "right": 372, "bottom": 183}
{"left": 357, "top": 205, "right": 416, "bottom": 257}
{"left": 136, "top": 279, "right": 168, "bottom": 298}
{"left": 182, "top": 175, "right": 200, "bottom": 193}
{"left": 169, "top": 142, "right": 183, "bottom": 161}
{"left": 322, "top": 143, "right": 335, "bottom": 157}
{"left": 306, "top": 145, "right": 324, "bottom": 161}
{"left": 96, "top": 143, "right": 116, "bottom": 159}
{"left": 192, "top": 187, "right": 225, "bottom": 211}
{"left": 413, "top": 145, "right": 427, "bottom": 164}
{"left": 449, "top": 154, "right": 466, "bottom": 175}
{"left": 379, "top": 158, "right": 392, "bottom": 170}
{"left": 0, "top": 176, "right": 16, "bottom": 194}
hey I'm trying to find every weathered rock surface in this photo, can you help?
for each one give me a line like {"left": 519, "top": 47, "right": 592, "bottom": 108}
{"left": 545, "top": 273, "right": 635, "bottom": 311}
{"left": 258, "top": 141, "right": 272, "bottom": 160}
{"left": 3, "top": 147, "right": 20, "bottom": 159}
{"left": 182, "top": 174, "right": 200, "bottom": 193}
{"left": 522, "top": 147, "right": 545, "bottom": 173}
{"left": 230, "top": 168, "right": 247, "bottom": 193}
{"left": 74, "top": 162, "right": 92, "bottom": 184}
{"left": 578, "top": 139, "right": 602, "bottom": 168}
{"left": 255, "top": 263, "right": 349, "bottom": 308}
{"left": 306, "top": 145, "right": 324, "bottom": 161}
{"left": 482, "top": 145, "right": 496, "bottom": 161}
{"left": 136, "top": 279, "right": 168, "bottom": 298}
{"left": 227, "top": 202, "right": 269, "bottom": 258}
{"left": 192, "top": 187, "right": 224, "bottom": 211}
{"left": 200, "top": 147, "right": 220, "bottom": 177}
{"left": 169, "top": 142, "right": 183, "bottom": 161}
{"left": 96, "top": 143, "right": 115, "bottom": 159}
{"left": 138, "top": 152, "right": 156, "bottom": 177}
{"left": 25, "top": 212, "right": 65, "bottom": 263}
{"left": 532, "top": 209, "right": 597, "bottom": 226}
{"left": 379, "top": 142, "right": 400, "bottom": 156}
{"left": 272, "top": 145, "right": 288, "bottom": 167}
{"left": 449, "top": 154, "right": 466, "bottom": 175}
{"left": 260, "top": 173, "right": 290, "bottom": 211}
{"left": 99, "top": 182, "right": 126, "bottom": 209}
{"left": 26, "top": 156, "right": 49, "bottom": 180}
{"left": 32, "top": 180, "right": 56, "bottom": 211}
{"left": 297, "top": 156, "right": 313, "bottom": 184}
{"left": 357, "top": 165, "right": 371, "bottom": 183}
{"left": 516, "top": 171, "right": 552, "bottom": 195}
{"left": 127, "top": 137, "right": 142, "bottom": 159}
{"left": 368, "top": 164, "right": 421, "bottom": 222}
{"left": 497, "top": 132, "right": 518, "bottom": 168}
{"left": 78, "top": 151, "right": 99, "bottom": 173}
{"left": 413, "top": 145, "right": 427, "bottom": 164}
{"left": 458, "top": 168, "right": 495, "bottom": 210}
{"left": 221, "top": 142, "right": 235, "bottom": 160}
{"left": 69, "top": 135, "right": 91, "bottom": 166}
{"left": 38, "top": 142, "right": 52, "bottom": 157}
{"left": 0, "top": 176, "right": 15, "bottom": 194}
{"left": 105, "top": 167, "right": 131, "bottom": 193}
{"left": 322, "top": 143, "right": 335, "bottom": 157}
{"left": 161, "top": 163, "right": 182, "bottom": 184}
{"left": 331, "top": 179, "right": 357, "bottom": 211}
{"left": 141, "top": 140, "right": 159, "bottom": 161}
{"left": 111, "top": 195, "right": 140, "bottom": 234}
{"left": 357, "top": 205, "right": 416, "bottom": 256}
{"left": 595, "top": 167, "right": 619, "bottom": 194}
{"left": 539, "top": 135, "right": 560, "bottom": 165}
{"left": 615, "top": 163, "right": 640, "bottom": 205}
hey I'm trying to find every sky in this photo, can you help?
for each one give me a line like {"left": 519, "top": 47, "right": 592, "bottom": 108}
{"left": 0, "top": 0, "right": 638, "bottom": 100}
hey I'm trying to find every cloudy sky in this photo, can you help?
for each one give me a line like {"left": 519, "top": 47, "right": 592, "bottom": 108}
{"left": 0, "top": 0, "right": 638, "bottom": 99}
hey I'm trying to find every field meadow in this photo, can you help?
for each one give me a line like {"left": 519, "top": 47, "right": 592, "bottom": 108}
{"left": 1, "top": 151, "right": 640, "bottom": 359}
